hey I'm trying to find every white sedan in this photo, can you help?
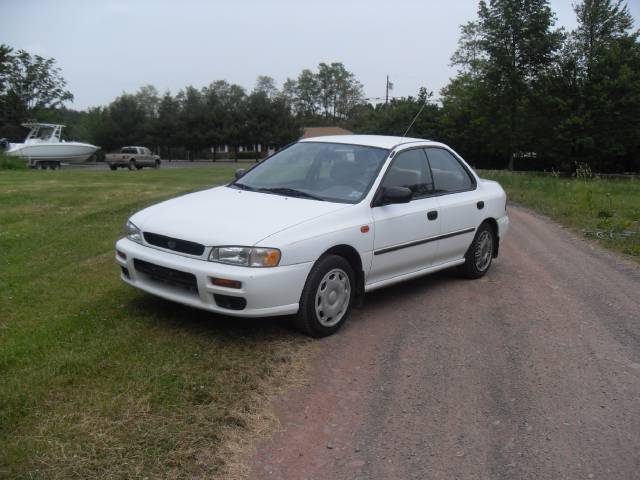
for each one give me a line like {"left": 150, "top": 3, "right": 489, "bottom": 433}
{"left": 115, "top": 135, "right": 509, "bottom": 337}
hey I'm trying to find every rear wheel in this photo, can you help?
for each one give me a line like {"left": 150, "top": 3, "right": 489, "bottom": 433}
{"left": 460, "top": 222, "right": 495, "bottom": 279}
{"left": 293, "top": 255, "right": 354, "bottom": 337}
{"left": 109, "top": 165, "right": 117, "bottom": 171}
{"left": 154, "top": 160, "right": 160, "bottom": 169}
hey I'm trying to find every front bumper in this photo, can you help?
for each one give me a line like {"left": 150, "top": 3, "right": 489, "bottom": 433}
{"left": 115, "top": 238, "right": 312, "bottom": 317}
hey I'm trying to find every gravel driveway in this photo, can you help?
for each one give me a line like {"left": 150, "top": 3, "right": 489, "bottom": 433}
{"left": 248, "top": 205, "right": 640, "bottom": 479}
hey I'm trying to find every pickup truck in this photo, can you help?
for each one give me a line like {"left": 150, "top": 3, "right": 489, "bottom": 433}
{"left": 106, "top": 146, "right": 161, "bottom": 170}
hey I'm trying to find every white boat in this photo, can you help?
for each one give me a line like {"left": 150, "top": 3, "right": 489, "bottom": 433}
{"left": 3, "top": 122, "right": 99, "bottom": 168}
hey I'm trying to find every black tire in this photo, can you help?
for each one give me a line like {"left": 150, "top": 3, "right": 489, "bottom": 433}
{"left": 128, "top": 159, "right": 136, "bottom": 171}
{"left": 154, "top": 160, "right": 160, "bottom": 169}
{"left": 136, "top": 165, "right": 143, "bottom": 170}
{"left": 293, "top": 254, "right": 355, "bottom": 338}
{"left": 109, "top": 165, "right": 117, "bottom": 171}
{"left": 460, "top": 222, "right": 496, "bottom": 279}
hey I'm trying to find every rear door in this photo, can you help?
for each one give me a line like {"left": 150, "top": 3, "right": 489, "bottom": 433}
{"left": 368, "top": 148, "right": 440, "bottom": 286}
{"left": 144, "top": 148, "right": 154, "bottom": 165}
{"left": 137, "top": 147, "right": 148, "bottom": 165}
{"left": 425, "top": 147, "right": 480, "bottom": 266}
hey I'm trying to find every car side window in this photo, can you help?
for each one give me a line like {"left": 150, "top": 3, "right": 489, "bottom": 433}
{"left": 425, "top": 148, "right": 473, "bottom": 193}
{"left": 381, "top": 149, "right": 433, "bottom": 199}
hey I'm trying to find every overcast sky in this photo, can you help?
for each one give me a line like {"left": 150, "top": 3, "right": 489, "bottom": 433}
{"left": 3, "top": 0, "right": 639, "bottom": 110}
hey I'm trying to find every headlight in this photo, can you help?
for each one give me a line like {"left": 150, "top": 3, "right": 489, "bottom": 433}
{"left": 125, "top": 220, "right": 143, "bottom": 244}
{"left": 209, "top": 246, "right": 281, "bottom": 267}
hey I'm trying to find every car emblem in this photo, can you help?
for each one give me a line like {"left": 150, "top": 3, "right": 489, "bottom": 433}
{"left": 167, "top": 240, "right": 177, "bottom": 250}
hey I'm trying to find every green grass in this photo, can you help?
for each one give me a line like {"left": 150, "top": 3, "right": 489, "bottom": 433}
{"left": 0, "top": 168, "right": 306, "bottom": 479}
{"left": 481, "top": 170, "right": 640, "bottom": 259}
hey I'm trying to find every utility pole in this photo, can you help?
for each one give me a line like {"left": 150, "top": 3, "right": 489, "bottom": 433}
{"left": 385, "top": 75, "right": 389, "bottom": 105}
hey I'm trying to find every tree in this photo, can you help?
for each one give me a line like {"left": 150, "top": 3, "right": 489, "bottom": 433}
{"left": 348, "top": 88, "right": 441, "bottom": 142}
{"left": 0, "top": 46, "right": 73, "bottom": 139}
{"left": 566, "top": 0, "right": 639, "bottom": 171}
{"left": 293, "top": 69, "right": 320, "bottom": 118}
{"left": 439, "top": 74, "right": 503, "bottom": 167}
{"left": 282, "top": 63, "right": 364, "bottom": 122}
{"left": 99, "top": 94, "right": 147, "bottom": 151}
{"left": 0, "top": 45, "right": 12, "bottom": 97}
{"left": 245, "top": 90, "right": 300, "bottom": 155}
{"left": 254, "top": 75, "right": 279, "bottom": 98}
{"left": 153, "top": 91, "right": 181, "bottom": 157}
{"left": 573, "top": 0, "right": 634, "bottom": 77}
{"left": 316, "top": 62, "right": 364, "bottom": 120}
{"left": 450, "top": 0, "right": 563, "bottom": 168}
{"left": 134, "top": 85, "right": 160, "bottom": 119}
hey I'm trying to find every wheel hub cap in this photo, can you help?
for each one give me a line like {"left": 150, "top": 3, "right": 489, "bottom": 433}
{"left": 315, "top": 268, "right": 350, "bottom": 327}
{"left": 474, "top": 230, "right": 493, "bottom": 272}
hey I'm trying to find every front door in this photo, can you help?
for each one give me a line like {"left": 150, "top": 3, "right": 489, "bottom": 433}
{"left": 368, "top": 148, "right": 440, "bottom": 286}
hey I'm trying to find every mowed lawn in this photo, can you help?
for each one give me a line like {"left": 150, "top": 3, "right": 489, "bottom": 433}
{"left": 0, "top": 168, "right": 306, "bottom": 479}
{"left": 481, "top": 171, "right": 640, "bottom": 260}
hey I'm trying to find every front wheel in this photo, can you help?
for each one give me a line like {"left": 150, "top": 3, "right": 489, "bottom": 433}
{"left": 293, "top": 255, "right": 354, "bottom": 337}
{"left": 128, "top": 160, "right": 136, "bottom": 171}
{"left": 460, "top": 222, "right": 496, "bottom": 279}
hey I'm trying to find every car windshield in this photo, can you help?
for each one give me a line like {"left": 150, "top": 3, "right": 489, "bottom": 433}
{"left": 229, "top": 142, "right": 389, "bottom": 203}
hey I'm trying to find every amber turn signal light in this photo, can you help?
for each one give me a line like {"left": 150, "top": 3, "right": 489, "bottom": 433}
{"left": 211, "top": 277, "right": 242, "bottom": 289}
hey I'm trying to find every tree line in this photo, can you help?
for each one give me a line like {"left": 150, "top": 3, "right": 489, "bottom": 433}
{"left": 1, "top": 0, "right": 638, "bottom": 171}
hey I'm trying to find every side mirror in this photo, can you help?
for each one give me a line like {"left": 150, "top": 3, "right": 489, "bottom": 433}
{"left": 375, "top": 186, "right": 412, "bottom": 206}
{"left": 235, "top": 168, "right": 246, "bottom": 179}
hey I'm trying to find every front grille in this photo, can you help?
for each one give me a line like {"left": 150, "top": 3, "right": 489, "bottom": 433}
{"left": 134, "top": 259, "right": 198, "bottom": 292}
{"left": 143, "top": 232, "right": 205, "bottom": 256}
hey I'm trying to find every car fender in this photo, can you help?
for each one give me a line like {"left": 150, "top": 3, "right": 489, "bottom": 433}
{"left": 257, "top": 202, "right": 374, "bottom": 270}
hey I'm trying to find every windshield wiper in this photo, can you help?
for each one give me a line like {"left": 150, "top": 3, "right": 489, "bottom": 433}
{"left": 231, "top": 182, "right": 256, "bottom": 191}
{"left": 257, "top": 187, "right": 325, "bottom": 201}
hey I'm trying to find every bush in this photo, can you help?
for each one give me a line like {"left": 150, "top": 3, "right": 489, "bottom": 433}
{"left": 0, "top": 152, "right": 28, "bottom": 170}
{"left": 234, "top": 151, "right": 261, "bottom": 160}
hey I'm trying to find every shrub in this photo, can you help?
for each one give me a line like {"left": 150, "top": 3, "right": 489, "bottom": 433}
{"left": 0, "top": 152, "right": 28, "bottom": 170}
{"left": 234, "top": 151, "right": 261, "bottom": 160}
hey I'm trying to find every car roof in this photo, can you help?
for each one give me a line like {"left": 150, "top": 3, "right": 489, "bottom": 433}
{"left": 298, "top": 134, "right": 438, "bottom": 150}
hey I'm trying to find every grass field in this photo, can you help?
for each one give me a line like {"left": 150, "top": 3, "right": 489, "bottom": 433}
{"left": 481, "top": 170, "right": 640, "bottom": 260}
{"left": 2, "top": 166, "right": 638, "bottom": 478}
{"left": 0, "top": 168, "right": 307, "bottom": 479}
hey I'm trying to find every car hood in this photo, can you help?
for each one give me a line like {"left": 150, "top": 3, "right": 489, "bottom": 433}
{"left": 130, "top": 185, "right": 350, "bottom": 246}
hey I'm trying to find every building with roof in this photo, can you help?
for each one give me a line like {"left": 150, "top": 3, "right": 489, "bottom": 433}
{"left": 301, "top": 126, "right": 353, "bottom": 139}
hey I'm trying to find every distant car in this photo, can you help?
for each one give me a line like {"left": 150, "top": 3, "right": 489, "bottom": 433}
{"left": 106, "top": 146, "right": 160, "bottom": 170}
{"left": 115, "top": 135, "right": 509, "bottom": 337}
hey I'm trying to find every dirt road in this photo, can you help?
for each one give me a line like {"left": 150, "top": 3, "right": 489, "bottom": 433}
{"left": 248, "top": 206, "right": 640, "bottom": 480}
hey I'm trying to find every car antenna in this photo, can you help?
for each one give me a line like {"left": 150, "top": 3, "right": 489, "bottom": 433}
{"left": 402, "top": 101, "right": 427, "bottom": 137}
